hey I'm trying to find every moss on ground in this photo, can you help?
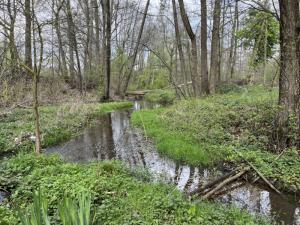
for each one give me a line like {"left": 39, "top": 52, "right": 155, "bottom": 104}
{"left": 131, "top": 86, "right": 300, "bottom": 192}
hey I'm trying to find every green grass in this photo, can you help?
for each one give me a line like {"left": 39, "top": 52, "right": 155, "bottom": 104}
{"left": 0, "top": 154, "right": 270, "bottom": 225}
{"left": 131, "top": 86, "right": 300, "bottom": 192}
{"left": 0, "top": 102, "right": 133, "bottom": 156}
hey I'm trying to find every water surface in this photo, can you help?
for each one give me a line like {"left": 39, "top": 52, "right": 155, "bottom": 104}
{"left": 46, "top": 101, "right": 300, "bottom": 225}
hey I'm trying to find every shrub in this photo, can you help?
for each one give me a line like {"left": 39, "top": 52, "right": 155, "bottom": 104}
{"left": 144, "top": 90, "right": 176, "bottom": 105}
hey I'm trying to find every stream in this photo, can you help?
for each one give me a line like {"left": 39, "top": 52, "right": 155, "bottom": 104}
{"left": 43, "top": 101, "right": 298, "bottom": 224}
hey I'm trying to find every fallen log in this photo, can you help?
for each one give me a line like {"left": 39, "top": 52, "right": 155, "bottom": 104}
{"left": 212, "top": 182, "right": 245, "bottom": 197}
{"left": 201, "top": 166, "right": 250, "bottom": 200}
{"left": 190, "top": 170, "right": 236, "bottom": 196}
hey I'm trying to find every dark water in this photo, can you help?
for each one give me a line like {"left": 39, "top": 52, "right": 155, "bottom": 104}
{"left": 46, "top": 101, "right": 299, "bottom": 225}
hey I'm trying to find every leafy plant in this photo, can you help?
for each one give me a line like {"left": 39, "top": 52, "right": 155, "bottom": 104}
{"left": 18, "top": 190, "right": 50, "bottom": 225}
{"left": 1, "top": 154, "right": 270, "bottom": 224}
{"left": 58, "top": 192, "right": 92, "bottom": 225}
{"left": 18, "top": 190, "right": 93, "bottom": 225}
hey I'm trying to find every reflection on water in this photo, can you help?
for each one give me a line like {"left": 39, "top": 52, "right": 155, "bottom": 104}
{"left": 46, "top": 101, "right": 300, "bottom": 225}
{"left": 0, "top": 191, "right": 8, "bottom": 204}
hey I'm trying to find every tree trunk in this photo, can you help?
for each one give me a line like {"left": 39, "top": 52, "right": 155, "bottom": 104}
{"left": 32, "top": 3, "right": 43, "bottom": 154}
{"left": 54, "top": 1, "right": 68, "bottom": 78}
{"left": 102, "top": 0, "right": 111, "bottom": 100}
{"left": 93, "top": 0, "right": 101, "bottom": 65}
{"left": 66, "top": 0, "right": 76, "bottom": 88}
{"left": 122, "top": 0, "right": 150, "bottom": 95}
{"left": 24, "top": 0, "right": 32, "bottom": 75}
{"left": 219, "top": 0, "right": 226, "bottom": 83}
{"left": 172, "top": 0, "right": 189, "bottom": 96}
{"left": 200, "top": 0, "right": 209, "bottom": 94}
{"left": 276, "top": 0, "right": 300, "bottom": 152}
{"left": 227, "top": 0, "right": 238, "bottom": 80}
{"left": 210, "top": 0, "right": 221, "bottom": 93}
{"left": 178, "top": 0, "right": 200, "bottom": 96}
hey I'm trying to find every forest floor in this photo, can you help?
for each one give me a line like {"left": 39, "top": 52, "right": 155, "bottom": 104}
{"left": 131, "top": 85, "right": 300, "bottom": 193}
{"left": 0, "top": 101, "right": 133, "bottom": 158}
{"left": 0, "top": 97, "right": 272, "bottom": 224}
{"left": 0, "top": 154, "right": 270, "bottom": 225}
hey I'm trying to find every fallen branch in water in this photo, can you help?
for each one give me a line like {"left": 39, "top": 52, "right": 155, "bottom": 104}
{"left": 232, "top": 148, "right": 281, "bottom": 195}
{"left": 190, "top": 170, "right": 236, "bottom": 195}
{"left": 212, "top": 182, "right": 245, "bottom": 197}
{"left": 201, "top": 166, "right": 250, "bottom": 200}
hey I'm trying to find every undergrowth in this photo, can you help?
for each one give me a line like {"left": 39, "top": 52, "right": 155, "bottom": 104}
{"left": 0, "top": 154, "right": 270, "bottom": 225}
{"left": 144, "top": 89, "right": 176, "bottom": 105}
{"left": 0, "top": 102, "right": 133, "bottom": 156}
{"left": 131, "top": 86, "right": 300, "bottom": 192}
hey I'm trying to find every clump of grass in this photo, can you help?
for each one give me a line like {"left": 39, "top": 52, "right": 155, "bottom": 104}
{"left": 144, "top": 89, "right": 176, "bottom": 104}
{"left": 0, "top": 102, "right": 133, "bottom": 156}
{"left": 1, "top": 154, "right": 270, "bottom": 225}
{"left": 132, "top": 86, "right": 300, "bottom": 192}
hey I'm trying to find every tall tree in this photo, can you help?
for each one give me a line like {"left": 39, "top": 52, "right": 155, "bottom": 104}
{"left": 53, "top": 0, "right": 68, "bottom": 78}
{"left": 66, "top": 0, "right": 82, "bottom": 92}
{"left": 276, "top": 0, "right": 300, "bottom": 151}
{"left": 24, "top": 0, "right": 32, "bottom": 75}
{"left": 122, "top": 0, "right": 150, "bottom": 95}
{"left": 227, "top": 0, "right": 239, "bottom": 80}
{"left": 178, "top": 0, "right": 200, "bottom": 96}
{"left": 172, "top": 0, "right": 189, "bottom": 96}
{"left": 210, "top": 0, "right": 221, "bottom": 93}
{"left": 200, "top": 0, "right": 209, "bottom": 94}
{"left": 102, "top": 0, "right": 111, "bottom": 100}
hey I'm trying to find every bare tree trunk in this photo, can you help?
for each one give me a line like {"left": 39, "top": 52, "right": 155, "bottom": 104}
{"left": 172, "top": 0, "right": 189, "bottom": 96}
{"left": 54, "top": 0, "right": 68, "bottom": 78}
{"left": 227, "top": 0, "right": 238, "bottom": 80}
{"left": 93, "top": 0, "right": 101, "bottom": 65}
{"left": 24, "top": 0, "right": 32, "bottom": 75}
{"left": 32, "top": 2, "right": 43, "bottom": 154}
{"left": 200, "top": 0, "right": 209, "bottom": 94}
{"left": 219, "top": 0, "right": 226, "bottom": 83}
{"left": 66, "top": 0, "right": 76, "bottom": 87}
{"left": 102, "top": 0, "right": 111, "bottom": 100}
{"left": 178, "top": 0, "right": 200, "bottom": 96}
{"left": 210, "top": 0, "right": 221, "bottom": 93}
{"left": 122, "top": 0, "right": 150, "bottom": 95}
{"left": 7, "top": 0, "right": 18, "bottom": 77}
{"left": 276, "top": 0, "right": 300, "bottom": 152}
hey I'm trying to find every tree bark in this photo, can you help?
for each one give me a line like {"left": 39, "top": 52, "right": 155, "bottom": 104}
{"left": 54, "top": 0, "right": 68, "bottom": 79}
{"left": 24, "top": 0, "right": 32, "bottom": 75}
{"left": 178, "top": 0, "right": 200, "bottom": 96}
{"left": 32, "top": 3, "right": 43, "bottom": 154}
{"left": 66, "top": 0, "right": 76, "bottom": 87}
{"left": 276, "top": 0, "right": 300, "bottom": 152}
{"left": 172, "top": 0, "right": 189, "bottom": 96}
{"left": 210, "top": 0, "right": 221, "bottom": 93}
{"left": 200, "top": 0, "right": 209, "bottom": 94}
{"left": 122, "top": 0, "right": 150, "bottom": 95}
{"left": 227, "top": 0, "right": 238, "bottom": 80}
{"left": 102, "top": 0, "right": 111, "bottom": 100}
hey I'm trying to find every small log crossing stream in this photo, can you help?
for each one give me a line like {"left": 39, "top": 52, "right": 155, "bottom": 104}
{"left": 45, "top": 101, "right": 299, "bottom": 225}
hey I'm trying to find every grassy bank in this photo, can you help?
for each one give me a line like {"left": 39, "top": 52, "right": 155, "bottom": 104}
{"left": 131, "top": 86, "right": 300, "bottom": 192}
{"left": 0, "top": 101, "right": 133, "bottom": 157}
{"left": 0, "top": 154, "right": 270, "bottom": 225}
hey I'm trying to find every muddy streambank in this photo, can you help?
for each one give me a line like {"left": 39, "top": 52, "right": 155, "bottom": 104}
{"left": 43, "top": 101, "right": 299, "bottom": 224}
